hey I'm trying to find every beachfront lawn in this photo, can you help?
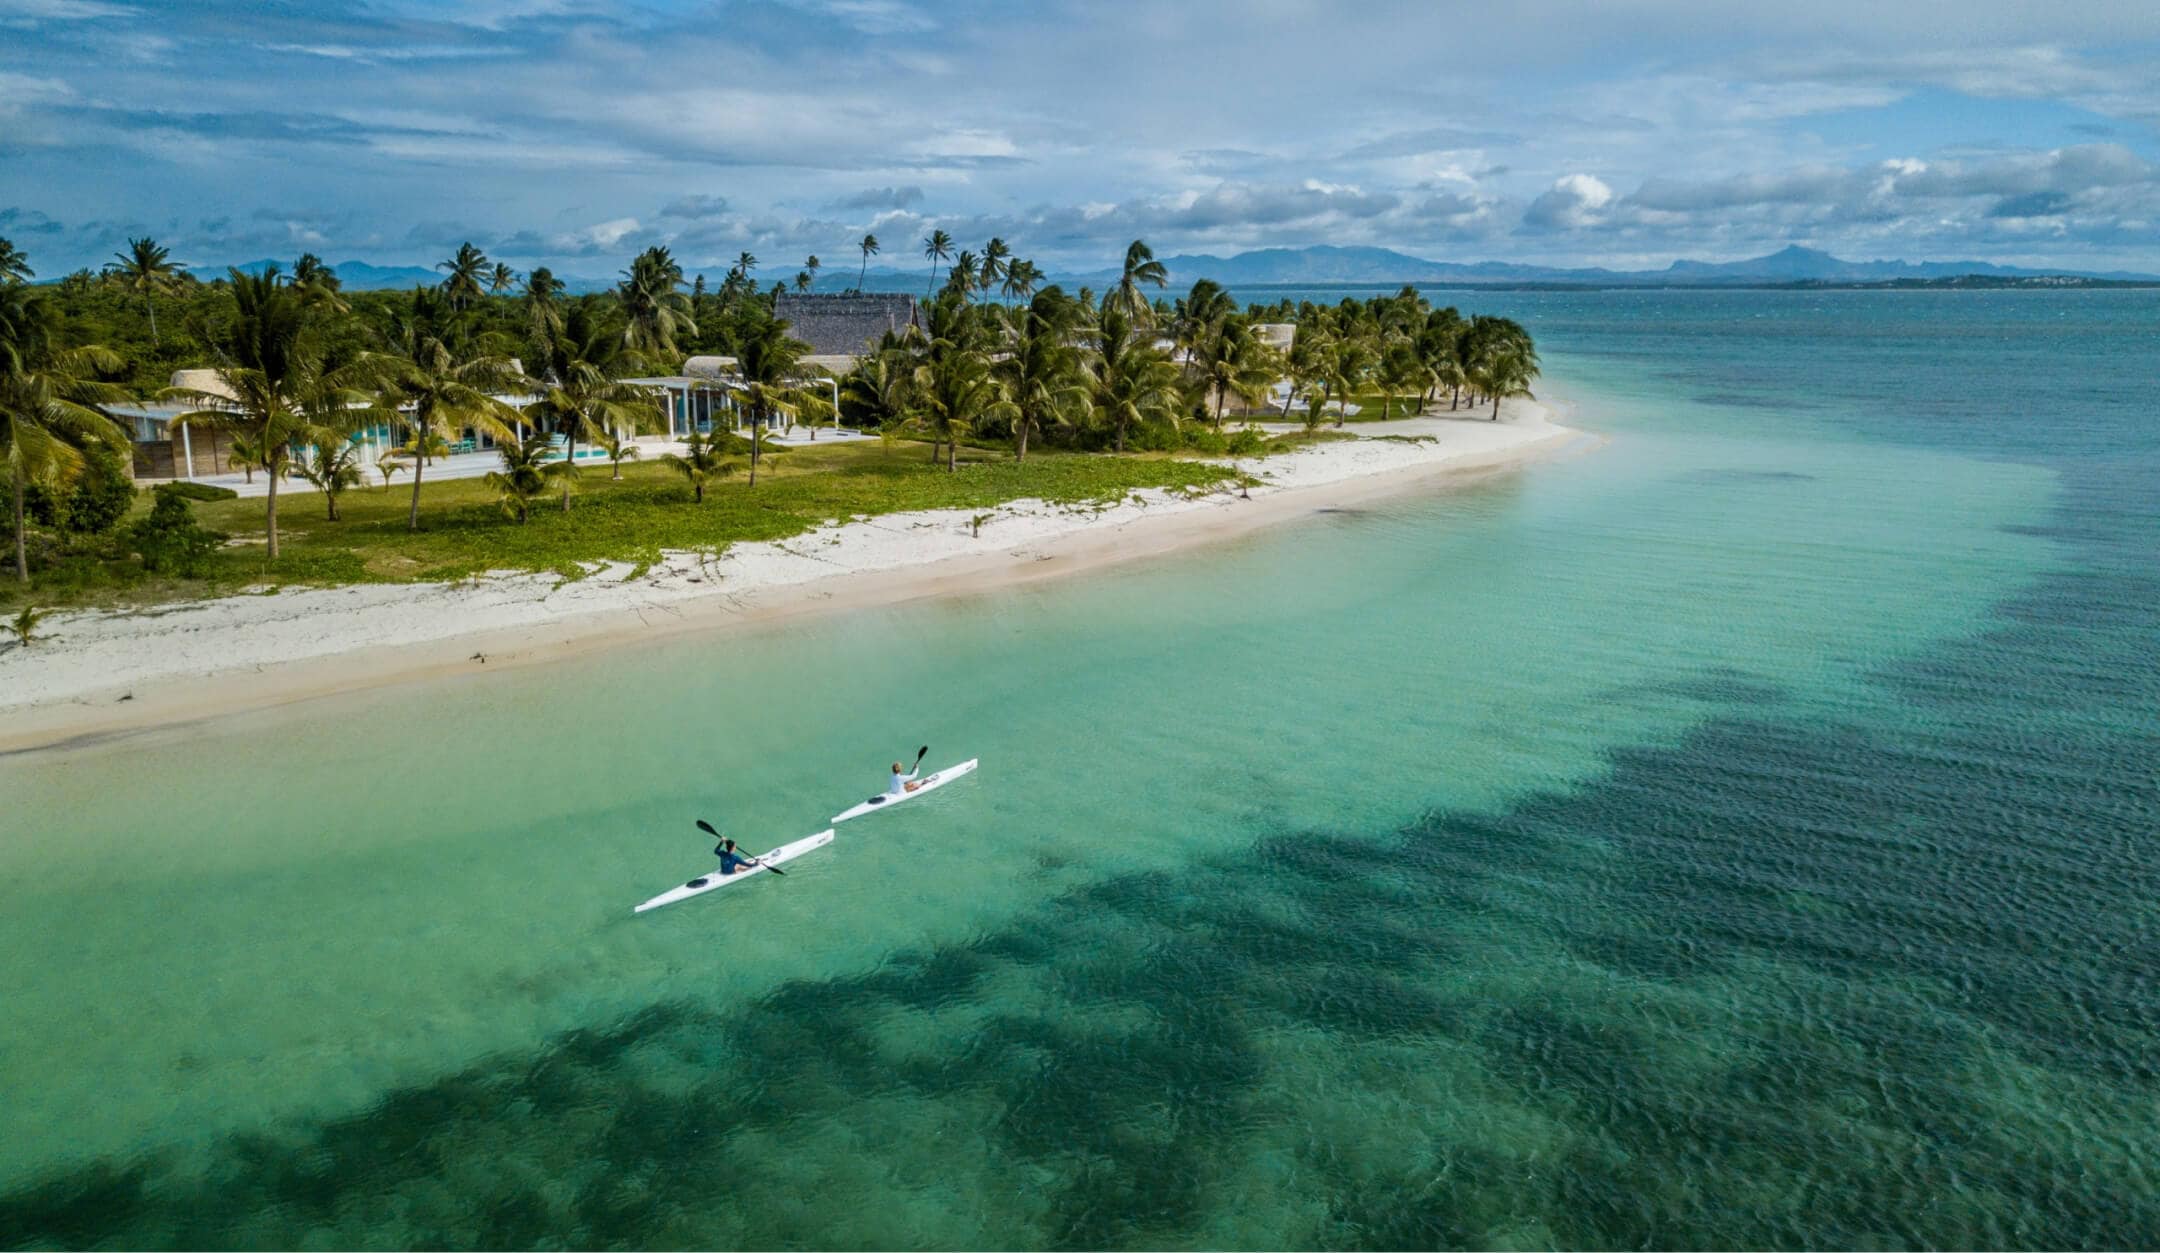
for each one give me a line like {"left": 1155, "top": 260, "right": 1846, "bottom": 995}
{"left": 5, "top": 441, "right": 1238, "bottom": 609}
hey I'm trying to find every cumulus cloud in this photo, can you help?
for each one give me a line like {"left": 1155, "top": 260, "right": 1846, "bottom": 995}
{"left": 1521, "top": 174, "right": 1615, "bottom": 231}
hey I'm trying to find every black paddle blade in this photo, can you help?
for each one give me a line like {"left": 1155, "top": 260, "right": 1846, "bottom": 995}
{"left": 696, "top": 819, "right": 719, "bottom": 836}
{"left": 915, "top": 745, "right": 929, "bottom": 764}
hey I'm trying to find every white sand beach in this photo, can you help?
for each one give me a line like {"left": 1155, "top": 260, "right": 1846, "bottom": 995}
{"left": 0, "top": 404, "right": 1587, "bottom": 751}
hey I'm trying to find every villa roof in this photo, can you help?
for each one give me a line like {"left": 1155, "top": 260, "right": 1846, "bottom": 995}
{"left": 771, "top": 291, "right": 919, "bottom": 359}
{"left": 167, "top": 368, "right": 237, "bottom": 402}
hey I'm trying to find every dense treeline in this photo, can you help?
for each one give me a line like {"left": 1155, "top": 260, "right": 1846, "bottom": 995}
{"left": 2, "top": 230, "right": 1538, "bottom": 593}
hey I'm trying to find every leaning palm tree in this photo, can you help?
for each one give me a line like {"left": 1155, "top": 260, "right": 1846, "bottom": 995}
{"left": 105, "top": 236, "right": 182, "bottom": 345}
{"left": 1108, "top": 239, "right": 1169, "bottom": 325}
{"left": 0, "top": 237, "right": 31, "bottom": 285}
{"left": 165, "top": 270, "right": 344, "bottom": 559}
{"left": 437, "top": 242, "right": 491, "bottom": 310}
{"left": 372, "top": 287, "right": 523, "bottom": 530}
{"left": 921, "top": 229, "right": 954, "bottom": 298}
{"left": 944, "top": 250, "right": 981, "bottom": 301}
{"left": 1, "top": 285, "right": 126, "bottom": 581}
{"left": 661, "top": 430, "right": 734, "bottom": 502}
{"left": 484, "top": 432, "right": 560, "bottom": 523}
{"left": 855, "top": 233, "right": 879, "bottom": 290}
{"left": 1000, "top": 258, "right": 1042, "bottom": 302}
{"left": 488, "top": 262, "right": 519, "bottom": 296}
{"left": 1090, "top": 305, "right": 1180, "bottom": 452}
{"left": 618, "top": 245, "right": 697, "bottom": 360}
{"left": 524, "top": 303, "right": 660, "bottom": 511}
{"left": 1197, "top": 318, "right": 1281, "bottom": 429}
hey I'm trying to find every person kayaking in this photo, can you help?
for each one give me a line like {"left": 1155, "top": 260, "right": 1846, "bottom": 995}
{"left": 889, "top": 760, "right": 924, "bottom": 796}
{"left": 713, "top": 837, "right": 753, "bottom": 875}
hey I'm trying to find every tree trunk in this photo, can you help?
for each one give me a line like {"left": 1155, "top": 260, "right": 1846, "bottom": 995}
{"left": 326, "top": 489, "right": 339, "bottom": 522}
{"left": 749, "top": 437, "right": 759, "bottom": 487}
{"left": 1016, "top": 421, "right": 1029, "bottom": 463}
{"left": 146, "top": 295, "right": 159, "bottom": 347}
{"left": 1214, "top": 389, "right": 1226, "bottom": 431}
{"left": 264, "top": 454, "right": 281, "bottom": 559}
{"left": 948, "top": 436, "right": 957, "bottom": 471}
{"left": 11, "top": 461, "right": 26, "bottom": 584}
{"left": 1115, "top": 420, "right": 1127, "bottom": 453}
{"left": 407, "top": 450, "right": 426, "bottom": 530}
{"left": 562, "top": 432, "right": 575, "bottom": 512}
{"left": 1492, "top": 394, "right": 1502, "bottom": 420}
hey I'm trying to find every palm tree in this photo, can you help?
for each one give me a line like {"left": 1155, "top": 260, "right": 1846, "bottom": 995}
{"left": 944, "top": 250, "right": 980, "bottom": 301}
{"left": 287, "top": 436, "right": 365, "bottom": 520}
{"left": 993, "top": 287, "right": 1088, "bottom": 462}
{"left": 794, "top": 270, "right": 813, "bottom": 295}
{"left": 525, "top": 302, "right": 660, "bottom": 511}
{"left": 1375, "top": 340, "right": 1430, "bottom": 419}
{"left": 437, "top": 242, "right": 490, "bottom": 310}
{"left": 1, "top": 284, "right": 126, "bottom": 582}
{"left": 165, "top": 270, "right": 344, "bottom": 558}
{"left": 1090, "top": 305, "right": 1180, "bottom": 452}
{"left": 856, "top": 233, "right": 880, "bottom": 290}
{"left": 594, "top": 428, "right": 641, "bottom": 479}
{"left": 910, "top": 316, "right": 1009, "bottom": 471}
{"left": 523, "top": 267, "right": 566, "bottom": 342}
{"left": 1000, "top": 258, "right": 1042, "bottom": 301}
{"left": 0, "top": 237, "right": 31, "bottom": 285}
{"left": 804, "top": 255, "right": 820, "bottom": 290}
{"left": 1418, "top": 307, "right": 1467, "bottom": 409}
{"left": 484, "top": 432, "right": 561, "bottom": 523}
{"left": 1108, "top": 239, "right": 1169, "bottom": 324}
{"left": 1197, "top": 318, "right": 1280, "bottom": 430}
{"left": 105, "top": 237, "right": 182, "bottom": 345}
{"left": 837, "top": 338, "right": 914, "bottom": 433}
{"left": 488, "top": 262, "right": 519, "bottom": 296}
{"left": 289, "top": 252, "right": 349, "bottom": 314}
{"left": 921, "top": 229, "right": 953, "bottom": 298}
{"left": 372, "top": 287, "right": 523, "bottom": 530}
{"left": 981, "top": 237, "right": 1010, "bottom": 295}
{"left": 661, "top": 430, "right": 734, "bottom": 502}
{"left": 618, "top": 245, "right": 697, "bottom": 361}
{"left": 1465, "top": 316, "right": 1540, "bottom": 419}
{"left": 734, "top": 309, "right": 812, "bottom": 485}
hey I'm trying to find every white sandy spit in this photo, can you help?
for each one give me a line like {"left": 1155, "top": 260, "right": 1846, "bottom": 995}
{"left": 0, "top": 405, "right": 1583, "bottom": 748}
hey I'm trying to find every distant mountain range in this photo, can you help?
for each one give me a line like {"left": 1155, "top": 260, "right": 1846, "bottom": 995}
{"left": 201, "top": 244, "right": 2157, "bottom": 293}
{"left": 1064, "top": 244, "right": 2160, "bottom": 287}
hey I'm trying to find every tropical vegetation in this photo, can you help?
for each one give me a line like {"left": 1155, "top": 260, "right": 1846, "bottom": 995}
{"left": 0, "top": 230, "right": 1537, "bottom": 608}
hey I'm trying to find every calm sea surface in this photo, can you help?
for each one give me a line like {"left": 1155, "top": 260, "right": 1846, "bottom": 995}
{"left": 2, "top": 290, "right": 2155, "bottom": 1249}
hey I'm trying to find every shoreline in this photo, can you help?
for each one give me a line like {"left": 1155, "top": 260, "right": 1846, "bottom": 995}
{"left": 0, "top": 403, "right": 1593, "bottom": 754}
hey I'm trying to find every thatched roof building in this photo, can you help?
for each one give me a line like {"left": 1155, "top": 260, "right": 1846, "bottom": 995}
{"left": 771, "top": 292, "right": 918, "bottom": 360}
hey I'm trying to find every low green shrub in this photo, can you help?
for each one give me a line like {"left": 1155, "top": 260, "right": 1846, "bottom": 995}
{"left": 158, "top": 480, "right": 241, "bottom": 503}
{"left": 128, "top": 490, "right": 225, "bottom": 574}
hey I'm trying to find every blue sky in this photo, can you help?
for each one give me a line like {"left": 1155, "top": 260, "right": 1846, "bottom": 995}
{"left": 4, "top": 0, "right": 2159, "bottom": 276}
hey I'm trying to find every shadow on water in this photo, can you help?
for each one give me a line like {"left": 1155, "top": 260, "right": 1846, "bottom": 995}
{"left": 6, "top": 536, "right": 2158, "bottom": 1249}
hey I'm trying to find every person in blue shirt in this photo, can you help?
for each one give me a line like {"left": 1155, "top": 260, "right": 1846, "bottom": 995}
{"left": 714, "top": 837, "right": 752, "bottom": 875}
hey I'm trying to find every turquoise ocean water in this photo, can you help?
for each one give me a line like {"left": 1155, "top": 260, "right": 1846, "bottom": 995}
{"left": 1, "top": 290, "right": 2155, "bottom": 1248}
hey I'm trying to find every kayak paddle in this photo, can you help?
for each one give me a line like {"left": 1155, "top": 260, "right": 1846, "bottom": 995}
{"left": 696, "top": 818, "right": 785, "bottom": 875}
{"left": 913, "top": 745, "right": 929, "bottom": 772}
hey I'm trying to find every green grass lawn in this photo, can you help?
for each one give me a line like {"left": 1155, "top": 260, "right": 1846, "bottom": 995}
{"left": 8, "top": 441, "right": 1239, "bottom": 610}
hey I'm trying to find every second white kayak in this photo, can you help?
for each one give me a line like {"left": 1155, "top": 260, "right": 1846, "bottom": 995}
{"left": 633, "top": 829, "right": 835, "bottom": 914}
{"left": 832, "top": 758, "right": 979, "bottom": 823}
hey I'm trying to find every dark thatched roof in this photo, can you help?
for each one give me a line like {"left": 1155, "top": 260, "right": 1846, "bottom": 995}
{"left": 773, "top": 292, "right": 919, "bottom": 358}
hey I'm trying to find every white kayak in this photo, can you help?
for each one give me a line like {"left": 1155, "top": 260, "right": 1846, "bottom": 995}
{"left": 633, "top": 829, "right": 835, "bottom": 914}
{"left": 832, "top": 758, "right": 979, "bottom": 824}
